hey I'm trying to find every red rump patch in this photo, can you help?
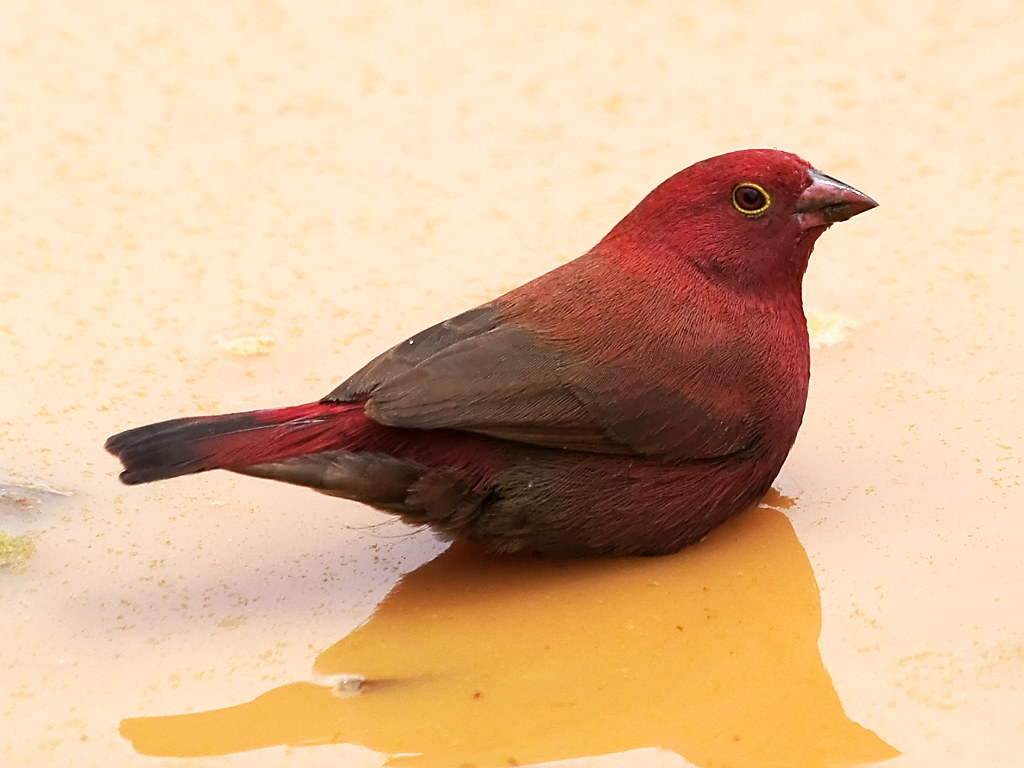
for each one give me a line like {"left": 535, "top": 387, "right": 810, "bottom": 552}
{"left": 210, "top": 402, "right": 363, "bottom": 466}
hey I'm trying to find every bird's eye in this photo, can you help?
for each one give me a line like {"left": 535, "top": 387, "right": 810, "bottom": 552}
{"left": 731, "top": 183, "right": 772, "bottom": 217}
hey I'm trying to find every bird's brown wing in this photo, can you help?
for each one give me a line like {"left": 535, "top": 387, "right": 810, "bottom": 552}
{"left": 325, "top": 303, "right": 758, "bottom": 459}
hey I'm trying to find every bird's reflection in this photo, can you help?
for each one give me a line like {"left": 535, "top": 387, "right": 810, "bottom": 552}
{"left": 121, "top": 494, "right": 898, "bottom": 767}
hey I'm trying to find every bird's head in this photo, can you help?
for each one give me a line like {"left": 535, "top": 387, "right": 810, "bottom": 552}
{"left": 601, "top": 148, "right": 877, "bottom": 295}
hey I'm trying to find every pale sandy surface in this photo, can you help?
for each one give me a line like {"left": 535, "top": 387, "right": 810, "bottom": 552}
{"left": 2, "top": 2, "right": 1023, "bottom": 767}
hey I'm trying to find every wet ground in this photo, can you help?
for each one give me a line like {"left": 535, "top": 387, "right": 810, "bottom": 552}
{"left": 3, "top": 3, "right": 1022, "bottom": 767}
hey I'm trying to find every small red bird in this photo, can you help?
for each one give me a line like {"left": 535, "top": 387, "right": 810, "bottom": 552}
{"left": 106, "top": 149, "right": 875, "bottom": 556}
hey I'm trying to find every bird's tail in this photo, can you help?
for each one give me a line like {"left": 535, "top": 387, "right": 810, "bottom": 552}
{"left": 104, "top": 401, "right": 364, "bottom": 485}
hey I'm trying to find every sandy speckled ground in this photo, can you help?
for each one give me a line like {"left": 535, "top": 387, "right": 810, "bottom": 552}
{"left": 3, "top": 2, "right": 1023, "bottom": 767}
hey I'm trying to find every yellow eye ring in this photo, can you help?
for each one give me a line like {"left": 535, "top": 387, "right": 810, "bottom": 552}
{"left": 731, "top": 183, "right": 772, "bottom": 217}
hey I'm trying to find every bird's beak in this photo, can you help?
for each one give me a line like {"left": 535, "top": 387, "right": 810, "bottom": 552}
{"left": 795, "top": 169, "right": 878, "bottom": 229}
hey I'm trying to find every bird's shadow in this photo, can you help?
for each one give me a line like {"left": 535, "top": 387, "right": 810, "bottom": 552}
{"left": 119, "top": 493, "right": 898, "bottom": 768}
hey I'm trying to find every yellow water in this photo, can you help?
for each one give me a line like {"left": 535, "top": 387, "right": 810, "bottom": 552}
{"left": 3, "top": 3, "right": 1024, "bottom": 768}
{"left": 121, "top": 498, "right": 896, "bottom": 768}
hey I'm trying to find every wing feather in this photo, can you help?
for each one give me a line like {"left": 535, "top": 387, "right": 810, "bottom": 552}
{"left": 324, "top": 301, "right": 759, "bottom": 459}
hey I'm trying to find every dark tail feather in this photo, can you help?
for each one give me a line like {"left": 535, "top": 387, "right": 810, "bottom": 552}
{"left": 104, "top": 401, "right": 363, "bottom": 485}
